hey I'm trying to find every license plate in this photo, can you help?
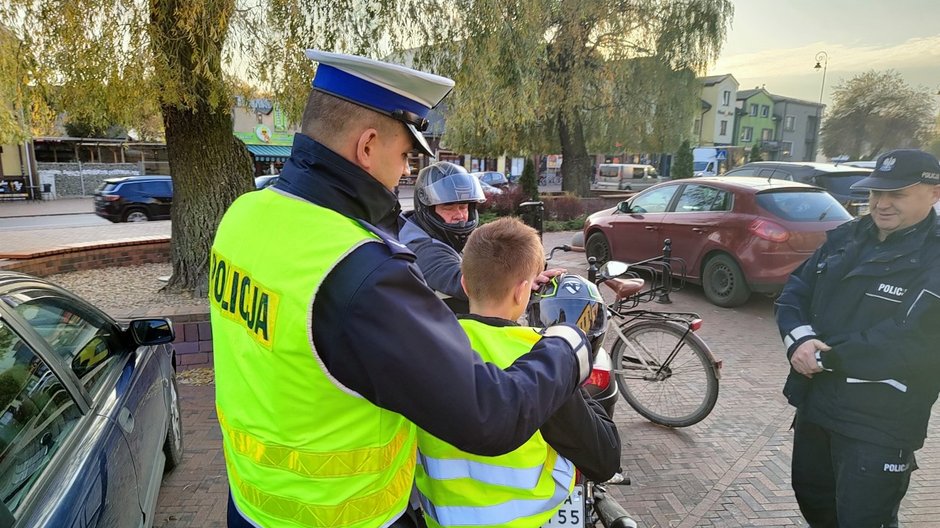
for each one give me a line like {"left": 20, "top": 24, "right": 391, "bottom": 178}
{"left": 543, "top": 486, "right": 585, "bottom": 527}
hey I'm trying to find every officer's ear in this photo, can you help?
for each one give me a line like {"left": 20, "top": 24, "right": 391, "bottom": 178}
{"left": 355, "top": 128, "right": 381, "bottom": 172}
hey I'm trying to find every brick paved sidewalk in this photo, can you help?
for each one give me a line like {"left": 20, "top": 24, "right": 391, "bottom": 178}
{"left": 154, "top": 231, "right": 940, "bottom": 527}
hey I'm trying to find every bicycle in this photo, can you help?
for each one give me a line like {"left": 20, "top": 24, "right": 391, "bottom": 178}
{"left": 547, "top": 243, "right": 722, "bottom": 427}
{"left": 539, "top": 173, "right": 562, "bottom": 185}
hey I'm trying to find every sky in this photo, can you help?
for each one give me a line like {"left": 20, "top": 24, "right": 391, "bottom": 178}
{"left": 707, "top": 0, "right": 940, "bottom": 108}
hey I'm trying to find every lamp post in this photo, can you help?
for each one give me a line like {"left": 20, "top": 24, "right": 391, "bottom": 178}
{"left": 812, "top": 51, "right": 829, "bottom": 160}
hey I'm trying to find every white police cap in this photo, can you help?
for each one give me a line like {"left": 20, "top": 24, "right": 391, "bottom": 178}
{"left": 305, "top": 50, "right": 455, "bottom": 157}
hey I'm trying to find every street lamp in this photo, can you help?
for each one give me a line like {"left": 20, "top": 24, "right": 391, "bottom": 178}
{"left": 812, "top": 50, "right": 829, "bottom": 160}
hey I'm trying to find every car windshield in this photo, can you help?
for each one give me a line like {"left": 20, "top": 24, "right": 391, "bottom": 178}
{"left": 756, "top": 191, "right": 852, "bottom": 222}
{"left": 692, "top": 162, "right": 709, "bottom": 171}
{"left": 98, "top": 182, "right": 118, "bottom": 192}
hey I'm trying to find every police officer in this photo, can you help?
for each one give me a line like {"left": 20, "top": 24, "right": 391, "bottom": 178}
{"left": 210, "top": 50, "right": 594, "bottom": 528}
{"left": 776, "top": 149, "right": 940, "bottom": 527}
{"left": 399, "top": 161, "right": 486, "bottom": 313}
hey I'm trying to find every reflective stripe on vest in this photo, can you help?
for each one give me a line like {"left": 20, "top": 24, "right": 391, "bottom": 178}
{"left": 212, "top": 189, "right": 415, "bottom": 528}
{"left": 418, "top": 456, "right": 575, "bottom": 527}
{"left": 415, "top": 320, "right": 575, "bottom": 528}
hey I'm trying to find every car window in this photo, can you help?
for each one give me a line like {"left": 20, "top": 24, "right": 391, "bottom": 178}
{"left": 4, "top": 292, "right": 121, "bottom": 395}
{"left": 724, "top": 167, "right": 756, "bottom": 177}
{"left": 0, "top": 319, "right": 81, "bottom": 513}
{"left": 141, "top": 181, "right": 172, "bottom": 195}
{"left": 632, "top": 168, "right": 644, "bottom": 179}
{"left": 757, "top": 168, "right": 776, "bottom": 178}
{"left": 675, "top": 185, "right": 732, "bottom": 212}
{"left": 817, "top": 174, "right": 868, "bottom": 196}
{"left": 599, "top": 166, "right": 620, "bottom": 178}
{"left": 629, "top": 186, "right": 677, "bottom": 214}
{"left": 755, "top": 191, "right": 852, "bottom": 222}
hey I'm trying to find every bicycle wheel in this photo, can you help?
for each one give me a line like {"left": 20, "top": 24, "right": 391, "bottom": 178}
{"left": 611, "top": 320, "right": 718, "bottom": 427}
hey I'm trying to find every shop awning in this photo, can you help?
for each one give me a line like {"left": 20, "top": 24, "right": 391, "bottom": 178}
{"left": 246, "top": 144, "right": 292, "bottom": 162}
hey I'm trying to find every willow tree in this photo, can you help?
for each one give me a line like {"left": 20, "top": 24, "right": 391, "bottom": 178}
{"left": 420, "top": 0, "right": 733, "bottom": 196}
{"left": 822, "top": 70, "right": 937, "bottom": 161}
{"left": 0, "top": 0, "right": 436, "bottom": 294}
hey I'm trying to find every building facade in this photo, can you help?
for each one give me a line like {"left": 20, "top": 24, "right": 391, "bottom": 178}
{"left": 770, "top": 95, "right": 824, "bottom": 162}
{"left": 695, "top": 74, "right": 739, "bottom": 147}
{"left": 733, "top": 88, "right": 777, "bottom": 158}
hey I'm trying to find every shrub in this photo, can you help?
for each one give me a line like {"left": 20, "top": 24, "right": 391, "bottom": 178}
{"left": 673, "top": 139, "right": 693, "bottom": 179}
{"left": 478, "top": 186, "right": 526, "bottom": 216}
{"left": 544, "top": 193, "right": 585, "bottom": 221}
{"left": 520, "top": 158, "right": 538, "bottom": 200}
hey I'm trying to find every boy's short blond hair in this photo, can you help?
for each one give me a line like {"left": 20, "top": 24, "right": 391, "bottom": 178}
{"left": 461, "top": 217, "right": 544, "bottom": 304}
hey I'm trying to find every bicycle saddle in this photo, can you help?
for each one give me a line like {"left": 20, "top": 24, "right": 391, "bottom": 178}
{"left": 604, "top": 278, "right": 644, "bottom": 300}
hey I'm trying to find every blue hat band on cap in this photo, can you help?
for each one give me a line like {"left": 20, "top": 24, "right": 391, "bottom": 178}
{"left": 312, "top": 64, "right": 431, "bottom": 122}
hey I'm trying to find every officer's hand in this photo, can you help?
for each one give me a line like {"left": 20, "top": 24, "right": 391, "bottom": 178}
{"left": 533, "top": 268, "right": 567, "bottom": 290}
{"left": 790, "top": 339, "right": 831, "bottom": 378}
{"left": 543, "top": 324, "right": 594, "bottom": 384}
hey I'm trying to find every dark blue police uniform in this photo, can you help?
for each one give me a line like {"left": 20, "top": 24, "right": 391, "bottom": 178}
{"left": 776, "top": 210, "right": 940, "bottom": 527}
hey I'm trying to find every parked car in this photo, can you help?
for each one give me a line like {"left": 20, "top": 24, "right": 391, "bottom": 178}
{"left": 93, "top": 175, "right": 173, "bottom": 222}
{"left": 592, "top": 163, "right": 663, "bottom": 192}
{"left": 470, "top": 171, "right": 511, "bottom": 189}
{"left": 0, "top": 271, "right": 181, "bottom": 527}
{"left": 254, "top": 174, "right": 280, "bottom": 190}
{"left": 478, "top": 180, "right": 504, "bottom": 195}
{"left": 720, "top": 162, "right": 871, "bottom": 216}
{"left": 583, "top": 177, "right": 852, "bottom": 307}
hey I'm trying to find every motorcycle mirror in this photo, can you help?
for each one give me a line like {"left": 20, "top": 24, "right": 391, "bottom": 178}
{"left": 600, "top": 261, "right": 629, "bottom": 279}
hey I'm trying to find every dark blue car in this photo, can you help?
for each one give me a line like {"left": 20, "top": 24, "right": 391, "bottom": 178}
{"left": 0, "top": 272, "right": 181, "bottom": 527}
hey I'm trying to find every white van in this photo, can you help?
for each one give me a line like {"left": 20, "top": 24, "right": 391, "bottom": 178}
{"left": 593, "top": 164, "right": 662, "bottom": 191}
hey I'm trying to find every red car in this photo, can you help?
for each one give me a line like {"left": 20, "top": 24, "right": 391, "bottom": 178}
{"left": 583, "top": 177, "right": 852, "bottom": 307}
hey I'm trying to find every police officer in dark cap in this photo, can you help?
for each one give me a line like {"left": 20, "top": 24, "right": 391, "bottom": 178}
{"left": 210, "top": 50, "right": 595, "bottom": 528}
{"left": 776, "top": 149, "right": 940, "bottom": 527}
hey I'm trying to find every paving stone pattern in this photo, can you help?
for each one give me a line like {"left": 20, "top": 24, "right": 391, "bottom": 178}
{"left": 153, "top": 231, "right": 940, "bottom": 527}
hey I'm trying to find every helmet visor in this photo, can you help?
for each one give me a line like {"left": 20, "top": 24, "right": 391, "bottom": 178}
{"left": 420, "top": 174, "right": 486, "bottom": 206}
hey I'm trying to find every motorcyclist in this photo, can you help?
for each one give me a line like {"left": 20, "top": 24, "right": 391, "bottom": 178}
{"left": 399, "top": 161, "right": 486, "bottom": 313}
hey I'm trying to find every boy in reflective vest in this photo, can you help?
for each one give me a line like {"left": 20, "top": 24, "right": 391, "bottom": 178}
{"left": 415, "top": 217, "right": 621, "bottom": 528}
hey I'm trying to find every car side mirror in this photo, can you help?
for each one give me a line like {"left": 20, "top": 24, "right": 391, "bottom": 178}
{"left": 617, "top": 201, "right": 632, "bottom": 213}
{"left": 129, "top": 318, "right": 175, "bottom": 346}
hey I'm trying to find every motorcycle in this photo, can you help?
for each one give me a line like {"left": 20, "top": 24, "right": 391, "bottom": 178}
{"left": 530, "top": 258, "right": 639, "bottom": 528}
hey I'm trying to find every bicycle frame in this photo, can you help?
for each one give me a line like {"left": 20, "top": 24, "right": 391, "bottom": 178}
{"left": 605, "top": 308, "right": 702, "bottom": 380}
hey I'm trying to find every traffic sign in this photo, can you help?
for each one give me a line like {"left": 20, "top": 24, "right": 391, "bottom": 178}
{"left": 716, "top": 149, "right": 727, "bottom": 161}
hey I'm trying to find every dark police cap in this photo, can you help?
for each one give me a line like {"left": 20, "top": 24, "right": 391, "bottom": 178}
{"left": 851, "top": 149, "right": 940, "bottom": 191}
{"left": 304, "top": 50, "right": 455, "bottom": 157}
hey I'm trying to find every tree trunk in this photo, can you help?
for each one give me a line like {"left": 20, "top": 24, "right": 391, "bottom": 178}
{"left": 162, "top": 105, "right": 253, "bottom": 295}
{"left": 151, "top": 0, "right": 254, "bottom": 295}
{"left": 558, "top": 110, "right": 591, "bottom": 197}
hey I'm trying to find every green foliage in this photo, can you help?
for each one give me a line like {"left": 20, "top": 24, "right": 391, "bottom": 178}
{"left": 750, "top": 143, "right": 762, "bottom": 162}
{"left": 821, "top": 70, "right": 937, "bottom": 160}
{"left": 520, "top": 157, "right": 539, "bottom": 200}
{"left": 672, "top": 139, "right": 693, "bottom": 179}
{"left": 544, "top": 215, "right": 587, "bottom": 232}
{"left": 417, "top": 0, "right": 733, "bottom": 196}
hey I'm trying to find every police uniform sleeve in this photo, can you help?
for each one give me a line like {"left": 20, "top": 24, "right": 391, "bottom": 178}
{"left": 774, "top": 246, "right": 824, "bottom": 358}
{"left": 406, "top": 235, "right": 467, "bottom": 301}
{"left": 821, "top": 269, "right": 940, "bottom": 380}
{"left": 312, "top": 242, "right": 585, "bottom": 456}
{"left": 539, "top": 389, "right": 621, "bottom": 483}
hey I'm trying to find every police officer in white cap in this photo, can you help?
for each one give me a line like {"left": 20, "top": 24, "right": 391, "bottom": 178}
{"left": 210, "top": 51, "right": 595, "bottom": 528}
{"left": 777, "top": 149, "right": 940, "bottom": 527}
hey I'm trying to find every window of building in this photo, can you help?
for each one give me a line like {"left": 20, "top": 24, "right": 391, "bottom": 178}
{"left": 720, "top": 120, "right": 728, "bottom": 136}
{"left": 693, "top": 118, "right": 702, "bottom": 135}
{"left": 741, "top": 127, "right": 753, "bottom": 142}
{"left": 782, "top": 141, "right": 793, "bottom": 157}
{"left": 722, "top": 91, "right": 731, "bottom": 106}
{"left": 761, "top": 105, "right": 770, "bottom": 117}
{"left": 785, "top": 115, "right": 796, "bottom": 131}
{"left": 761, "top": 128, "right": 773, "bottom": 141}
{"left": 749, "top": 104, "right": 758, "bottom": 116}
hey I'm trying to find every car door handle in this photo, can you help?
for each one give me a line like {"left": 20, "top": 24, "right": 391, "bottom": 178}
{"left": 118, "top": 407, "right": 135, "bottom": 434}
{"left": 644, "top": 226, "right": 657, "bottom": 231}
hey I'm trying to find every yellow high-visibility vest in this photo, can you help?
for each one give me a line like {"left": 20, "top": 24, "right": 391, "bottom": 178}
{"left": 415, "top": 319, "right": 576, "bottom": 528}
{"left": 211, "top": 189, "right": 415, "bottom": 527}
